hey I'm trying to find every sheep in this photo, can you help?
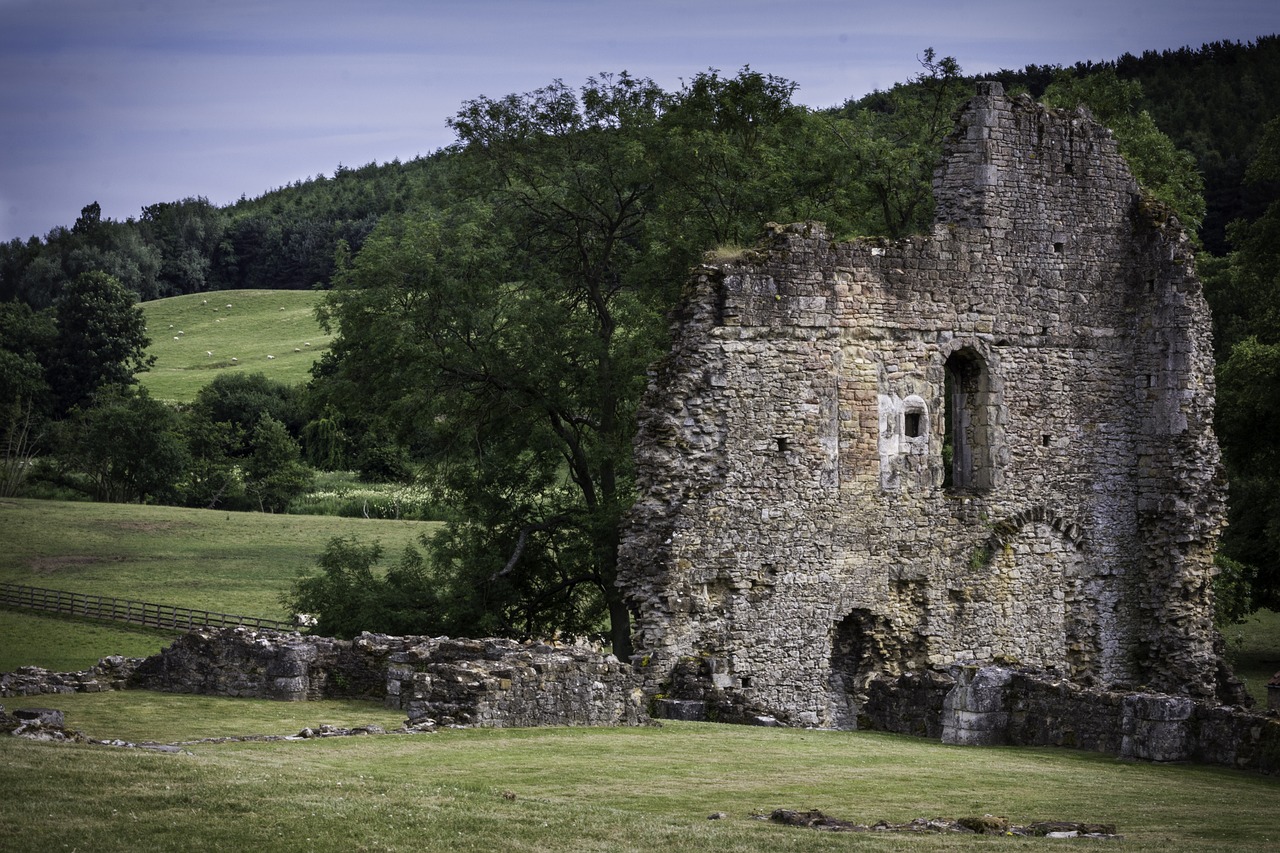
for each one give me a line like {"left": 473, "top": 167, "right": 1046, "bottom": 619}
{"left": 173, "top": 336, "right": 179, "bottom": 341}
{"left": 266, "top": 355, "right": 275, "bottom": 360}
{"left": 294, "top": 347, "right": 301, "bottom": 352}
{"left": 230, "top": 357, "right": 238, "bottom": 363}
{"left": 206, "top": 351, "right": 213, "bottom": 356}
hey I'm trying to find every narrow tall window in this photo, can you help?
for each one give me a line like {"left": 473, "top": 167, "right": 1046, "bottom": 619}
{"left": 943, "top": 348, "right": 994, "bottom": 490}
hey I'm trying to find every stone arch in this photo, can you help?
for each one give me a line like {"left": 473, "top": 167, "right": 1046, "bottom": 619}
{"left": 987, "top": 505, "right": 1087, "bottom": 552}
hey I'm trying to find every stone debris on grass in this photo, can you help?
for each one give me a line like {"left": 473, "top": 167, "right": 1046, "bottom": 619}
{"left": 1, "top": 702, "right": 436, "bottom": 752}
{"left": 765, "top": 808, "right": 1120, "bottom": 839}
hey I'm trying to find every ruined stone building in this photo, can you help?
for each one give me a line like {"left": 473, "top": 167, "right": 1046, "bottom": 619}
{"left": 618, "top": 82, "right": 1234, "bottom": 728}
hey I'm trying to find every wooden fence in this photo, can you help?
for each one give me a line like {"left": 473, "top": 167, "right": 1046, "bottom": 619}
{"left": 0, "top": 582, "right": 293, "bottom": 633}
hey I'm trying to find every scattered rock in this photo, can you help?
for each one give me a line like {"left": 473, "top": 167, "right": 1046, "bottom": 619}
{"left": 767, "top": 809, "right": 1120, "bottom": 839}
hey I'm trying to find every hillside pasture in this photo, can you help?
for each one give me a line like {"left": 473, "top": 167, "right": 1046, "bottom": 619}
{"left": 0, "top": 498, "right": 439, "bottom": 670}
{"left": 137, "top": 289, "right": 333, "bottom": 402}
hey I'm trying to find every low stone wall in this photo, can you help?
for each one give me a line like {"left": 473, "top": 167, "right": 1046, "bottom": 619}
{"left": 1, "top": 655, "right": 142, "bottom": 697}
{"left": 385, "top": 636, "right": 646, "bottom": 727}
{"left": 126, "top": 628, "right": 647, "bottom": 727}
{"left": 128, "top": 628, "right": 395, "bottom": 701}
{"left": 865, "top": 665, "right": 1280, "bottom": 775}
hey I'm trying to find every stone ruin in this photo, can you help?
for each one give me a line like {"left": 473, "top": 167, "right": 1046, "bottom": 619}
{"left": 617, "top": 81, "right": 1245, "bottom": 729}
{"left": 124, "top": 628, "right": 646, "bottom": 728}
{"left": 7, "top": 82, "right": 1278, "bottom": 774}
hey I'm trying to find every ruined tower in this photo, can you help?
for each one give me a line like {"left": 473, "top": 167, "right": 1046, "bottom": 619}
{"left": 618, "top": 82, "right": 1230, "bottom": 728}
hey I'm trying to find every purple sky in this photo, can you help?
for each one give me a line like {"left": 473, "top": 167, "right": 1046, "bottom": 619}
{"left": 1, "top": 0, "right": 1276, "bottom": 243}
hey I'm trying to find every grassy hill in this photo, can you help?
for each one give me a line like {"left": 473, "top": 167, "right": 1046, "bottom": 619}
{"left": 0, "top": 498, "right": 440, "bottom": 671}
{"left": 136, "top": 289, "right": 334, "bottom": 402}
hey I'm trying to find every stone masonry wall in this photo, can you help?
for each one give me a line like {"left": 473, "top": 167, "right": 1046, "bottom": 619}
{"left": 125, "top": 628, "right": 646, "bottom": 727}
{"left": 867, "top": 665, "right": 1280, "bottom": 775}
{"left": 618, "top": 82, "right": 1234, "bottom": 728}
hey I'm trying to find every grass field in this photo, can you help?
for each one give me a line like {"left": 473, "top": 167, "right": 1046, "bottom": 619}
{"left": 0, "top": 497, "right": 440, "bottom": 671}
{"left": 137, "top": 289, "right": 333, "bottom": 402}
{"left": 0, "top": 706, "right": 1276, "bottom": 852}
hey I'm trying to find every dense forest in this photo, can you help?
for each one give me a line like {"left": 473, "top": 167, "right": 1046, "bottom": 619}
{"left": 2, "top": 36, "right": 1278, "bottom": 645}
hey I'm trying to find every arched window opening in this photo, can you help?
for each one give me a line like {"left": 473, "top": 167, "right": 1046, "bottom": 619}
{"left": 943, "top": 348, "right": 994, "bottom": 491}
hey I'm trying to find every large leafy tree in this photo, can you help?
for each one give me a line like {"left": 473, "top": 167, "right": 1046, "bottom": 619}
{"left": 833, "top": 49, "right": 969, "bottom": 237}
{"left": 57, "top": 386, "right": 189, "bottom": 503}
{"left": 48, "top": 270, "right": 153, "bottom": 414}
{"left": 0, "top": 302, "right": 55, "bottom": 496}
{"left": 242, "top": 414, "right": 313, "bottom": 513}
{"left": 317, "top": 68, "right": 871, "bottom": 650}
{"left": 1206, "top": 116, "right": 1280, "bottom": 609}
{"left": 325, "top": 73, "right": 672, "bottom": 653}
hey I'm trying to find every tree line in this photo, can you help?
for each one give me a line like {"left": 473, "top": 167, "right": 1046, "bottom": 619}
{"left": 2, "top": 38, "right": 1277, "bottom": 645}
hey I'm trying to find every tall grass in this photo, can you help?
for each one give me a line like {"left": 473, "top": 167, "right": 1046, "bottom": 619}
{"left": 288, "top": 471, "right": 455, "bottom": 522}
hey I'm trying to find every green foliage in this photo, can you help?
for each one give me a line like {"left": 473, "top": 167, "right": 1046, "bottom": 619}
{"left": 318, "top": 67, "right": 895, "bottom": 649}
{"left": 284, "top": 535, "right": 445, "bottom": 638}
{"left": 1213, "top": 553, "right": 1257, "bottom": 627}
{"left": 138, "top": 197, "right": 225, "bottom": 295}
{"left": 1205, "top": 116, "right": 1280, "bottom": 610}
{"left": 54, "top": 386, "right": 189, "bottom": 504}
{"left": 301, "top": 406, "right": 348, "bottom": 470}
{"left": 177, "top": 412, "right": 245, "bottom": 510}
{"left": 835, "top": 49, "right": 969, "bottom": 237}
{"left": 287, "top": 471, "right": 450, "bottom": 521}
{"left": 242, "top": 414, "right": 313, "bottom": 512}
{"left": 191, "top": 372, "right": 302, "bottom": 451}
{"left": 50, "top": 270, "right": 154, "bottom": 414}
{"left": 0, "top": 301, "right": 56, "bottom": 496}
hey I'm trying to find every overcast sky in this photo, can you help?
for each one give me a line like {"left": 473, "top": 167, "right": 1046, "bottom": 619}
{"left": 1, "top": 0, "right": 1276, "bottom": 243}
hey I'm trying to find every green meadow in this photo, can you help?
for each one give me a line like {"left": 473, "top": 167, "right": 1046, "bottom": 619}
{"left": 137, "top": 289, "right": 333, "bottom": 402}
{"left": 0, "top": 497, "right": 439, "bottom": 671}
{"left": 0, "top": 704, "right": 1276, "bottom": 852}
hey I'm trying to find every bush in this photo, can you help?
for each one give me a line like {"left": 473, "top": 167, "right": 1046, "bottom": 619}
{"left": 283, "top": 536, "right": 445, "bottom": 638}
